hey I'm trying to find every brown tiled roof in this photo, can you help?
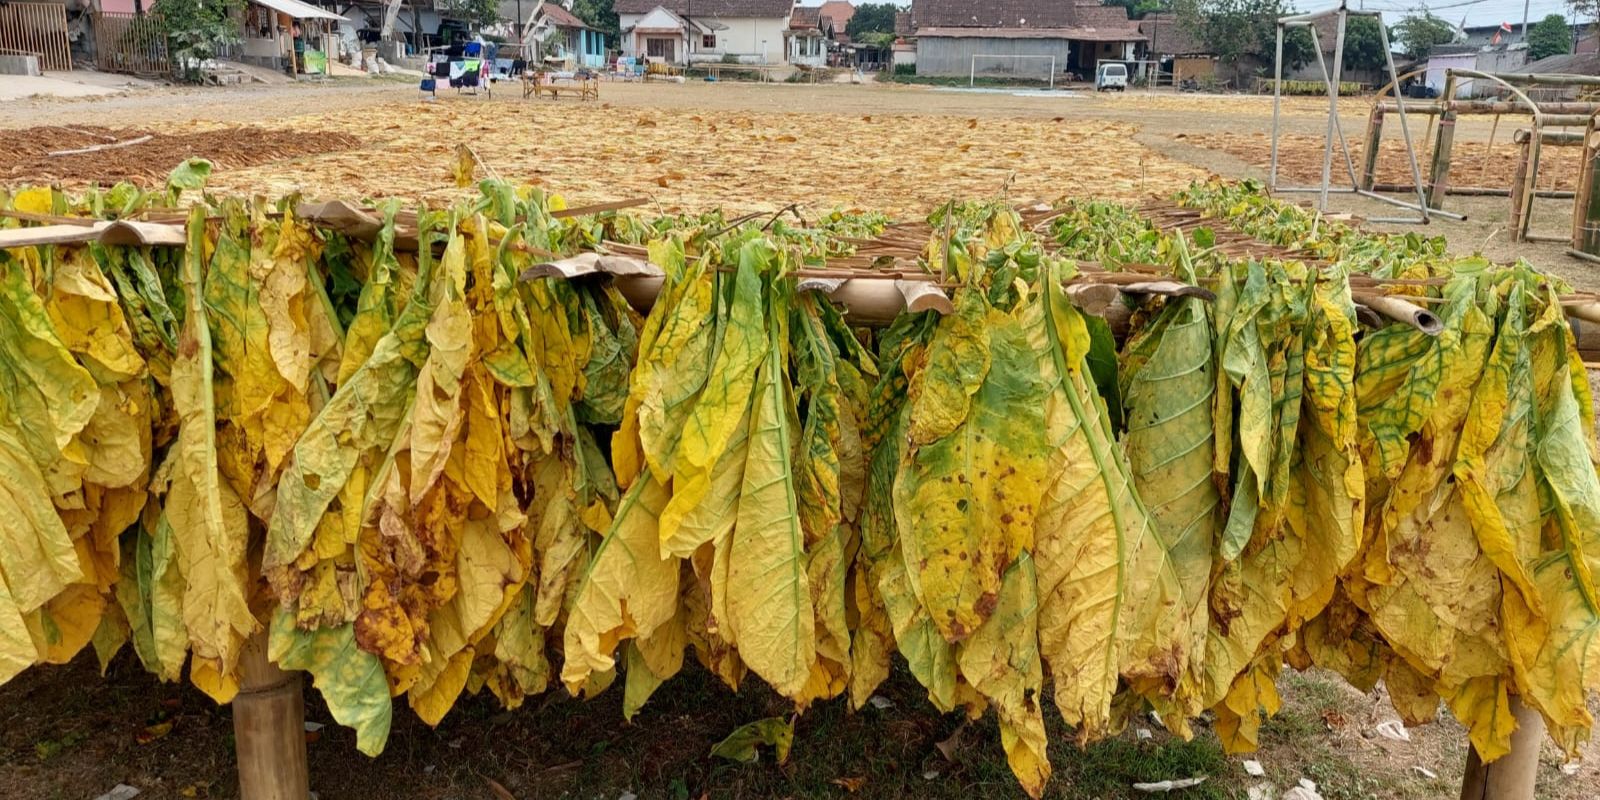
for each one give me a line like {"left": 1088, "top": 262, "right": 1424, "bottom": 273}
{"left": 817, "top": 0, "right": 854, "bottom": 30}
{"left": 1138, "top": 13, "right": 1209, "bottom": 56}
{"left": 537, "top": 1, "right": 589, "bottom": 29}
{"left": 613, "top": 0, "right": 793, "bottom": 17}
{"left": 911, "top": 0, "right": 1079, "bottom": 29}
{"left": 789, "top": 5, "right": 819, "bottom": 30}
{"left": 916, "top": 25, "right": 1145, "bottom": 42}
{"left": 895, "top": 10, "right": 914, "bottom": 36}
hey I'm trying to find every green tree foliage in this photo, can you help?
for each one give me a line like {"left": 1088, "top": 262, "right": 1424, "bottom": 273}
{"left": 436, "top": 0, "right": 506, "bottom": 28}
{"left": 158, "top": 0, "right": 244, "bottom": 81}
{"left": 1105, "top": 0, "right": 1169, "bottom": 20}
{"left": 1528, "top": 14, "right": 1574, "bottom": 60}
{"left": 1174, "top": 0, "right": 1313, "bottom": 68}
{"left": 1341, "top": 15, "right": 1387, "bottom": 71}
{"left": 846, "top": 3, "right": 899, "bottom": 38}
{"left": 572, "top": 0, "right": 621, "bottom": 37}
{"left": 1391, "top": 12, "right": 1458, "bottom": 60}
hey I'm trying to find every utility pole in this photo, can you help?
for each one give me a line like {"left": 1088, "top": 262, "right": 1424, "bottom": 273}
{"left": 1521, "top": 0, "right": 1530, "bottom": 39}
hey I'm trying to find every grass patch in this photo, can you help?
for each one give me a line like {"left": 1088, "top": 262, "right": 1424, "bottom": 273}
{"left": 1054, "top": 735, "right": 1236, "bottom": 799}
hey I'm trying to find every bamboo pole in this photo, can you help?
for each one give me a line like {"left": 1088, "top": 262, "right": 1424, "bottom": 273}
{"left": 1360, "top": 105, "right": 1383, "bottom": 191}
{"left": 233, "top": 631, "right": 311, "bottom": 800}
{"left": 1376, "top": 100, "right": 1600, "bottom": 116}
{"left": 1575, "top": 124, "right": 1600, "bottom": 255}
{"left": 1459, "top": 696, "right": 1544, "bottom": 800}
{"left": 1425, "top": 79, "right": 1458, "bottom": 210}
{"left": 1510, "top": 133, "right": 1533, "bottom": 243}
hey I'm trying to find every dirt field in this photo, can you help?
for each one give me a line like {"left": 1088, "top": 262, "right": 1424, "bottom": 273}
{"left": 2, "top": 78, "right": 1598, "bottom": 800}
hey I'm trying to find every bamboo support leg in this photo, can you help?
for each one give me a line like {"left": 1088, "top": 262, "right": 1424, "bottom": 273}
{"left": 1426, "top": 110, "right": 1458, "bottom": 209}
{"left": 233, "top": 631, "right": 311, "bottom": 800}
{"left": 1578, "top": 126, "right": 1600, "bottom": 254}
{"left": 1360, "top": 106, "right": 1383, "bottom": 191}
{"left": 1459, "top": 696, "right": 1543, "bottom": 800}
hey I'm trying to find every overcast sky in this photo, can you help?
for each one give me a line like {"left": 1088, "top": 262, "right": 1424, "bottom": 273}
{"left": 795, "top": 0, "right": 1590, "bottom": 30}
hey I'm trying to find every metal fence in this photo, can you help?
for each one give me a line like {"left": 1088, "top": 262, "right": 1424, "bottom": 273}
{"left": 0, "top": 1, "right": 72, "bottom": 71}
{"left": 93, "top": 12, "right": 171, "bottom": 76}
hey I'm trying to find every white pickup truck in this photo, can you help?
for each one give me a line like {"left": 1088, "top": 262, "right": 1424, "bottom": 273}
{"left": 1095, "top": 62, "right": 1128, "bottom": 92}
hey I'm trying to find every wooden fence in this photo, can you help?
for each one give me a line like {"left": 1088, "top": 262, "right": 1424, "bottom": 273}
{"left": 0, "top": 1, "right": 71, "bottom": 71}
{"left": 93, "top": 12, "right": 170, "bottom": 76}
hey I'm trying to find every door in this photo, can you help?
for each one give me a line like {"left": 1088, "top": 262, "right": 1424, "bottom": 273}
{"left": 646, "top": 36, "right": 675, "bottom": 62}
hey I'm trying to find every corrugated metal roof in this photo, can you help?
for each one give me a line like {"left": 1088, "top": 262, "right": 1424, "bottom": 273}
{"left": 252, "top": 0, "right": 345, "bottom": 21}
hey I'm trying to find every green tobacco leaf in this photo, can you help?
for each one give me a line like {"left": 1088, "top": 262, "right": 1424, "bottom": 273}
{"left": 268, "top": 610, "right": 392, "bottom": 756}
{"left": 1120, "top": 290, "right": 1218, "bottom": 722}
{"left": 710, "top": 716, "right": 794, "bottom": 764}
{"left": 895, "top": 290, "right": 1049, "bottom": 643}
{"left": 165, "top": 159, "right": 212, "bottom": 204}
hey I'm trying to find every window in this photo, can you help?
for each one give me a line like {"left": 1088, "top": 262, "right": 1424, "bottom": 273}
{"left": 702, "top": 34, "right": 716, "bottom": 49}
{"left": 646, "top": 37, "right": 674, "bottom": 60}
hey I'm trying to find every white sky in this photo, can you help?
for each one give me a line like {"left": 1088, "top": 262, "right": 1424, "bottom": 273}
{"left": 792, "top": 0, "right": 1590, "bottom": 30}
{"left": 1353, "top": 0, "right": 1586, "bottom": 29}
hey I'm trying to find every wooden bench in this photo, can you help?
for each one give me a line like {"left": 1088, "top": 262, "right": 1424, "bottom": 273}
{"left": 523, "top": 72, "right": 599, "bottom": 101}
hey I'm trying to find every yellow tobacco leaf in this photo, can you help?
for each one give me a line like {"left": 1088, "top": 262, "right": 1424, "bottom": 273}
{"left": 561, "top": 475, "right": 678, "bottom": 692}
{"left": 661, "top": 409, "right": 750, "bottom": 559}
{"left": 956, "top": 555, "right": 1050, "bottom": 799}
{"left": 168, "top": 208, "right": 256, "bottom": 700}
{"left": 660, "top": 250, "right": 767, "bottom": 550}
{"left": 895, "top": 292, "right": 1049, "bottom": 643}
{"left": 1030, "top": 266, "right": 1155, "bottom": 739}
{"left": 726, "top": 326, "right": 815, "bottom": 699}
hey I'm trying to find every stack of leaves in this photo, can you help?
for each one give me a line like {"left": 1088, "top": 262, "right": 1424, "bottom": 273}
{"left": 0, "top": 174, "right": 1596, "bottom": 799}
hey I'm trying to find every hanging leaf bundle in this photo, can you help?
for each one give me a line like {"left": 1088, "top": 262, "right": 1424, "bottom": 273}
{"left": 0, "top": 174, "right": 1597, "bottom": 799}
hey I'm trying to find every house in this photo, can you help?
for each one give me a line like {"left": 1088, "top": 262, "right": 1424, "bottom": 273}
{"left": 525, "top": 1, "right": 607, "bottom": 67}
{"left": 892, "top": 9, "right": 916, "bottom": 68}
{"left": 1510, "top": 50, "right": 1600, "bottom": 99}
{"left": 233, "top": 0, "right": 346, "bottom": 71}
{"left": 1423, "top": 42, "right": 1528, "bottom": 98}
{"left": 815, "top": 0, "right": 853, "bottom": 42}
{"left": 1137, "top": 12, "right": 1213, "bottom": 83}
{"left": 787, "top": 5, "right": 827, "bottom": 66}
{"left": 615, "top": 0, "right": 794, "bottom": 64}
{"left": 908, "top": 0, "right": 1146, "bottom": 79}
{"left": 1458, "top": 20, "right": 1588, "bottom": 48}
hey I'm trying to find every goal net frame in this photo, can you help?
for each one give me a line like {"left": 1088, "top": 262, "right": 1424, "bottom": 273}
{"left": 969, "top": 54, "right": 1057, "bottom": 90}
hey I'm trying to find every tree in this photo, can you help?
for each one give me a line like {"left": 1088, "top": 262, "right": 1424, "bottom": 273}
{"left": 438, "top": 0, "right": 503, "bottom": 28}
{"left": 158, "top": 0, "right": 243, "bottom": 80}
{"left": 1341, "top": 15, "right": 1387, "bottom": 71}
{"left": 1105, "top": 0, "right": 1169, "bottom": 20}
{"left": 1391, "top": 12, "right": 1457, "bottom": 60}
{"left": 1528, "top": 14, "right": 1573, "bottom": 60}
{"left": 571, "top": 0, "right": 620, "bottom": 38}
{"left": 845, "top": 3, "right": 898, "bottom": 38}
{"left": 1173, "top": 0, "right": 1311, "bottom": 68}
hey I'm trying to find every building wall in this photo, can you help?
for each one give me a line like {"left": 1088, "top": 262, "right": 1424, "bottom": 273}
{"left": 1424, "top": 52, "right": 1477, "bottom": 97}
{"left": 619, "top": 13, "right": 788, "bottom": 62}
{"left": 1172, "top": 55, "right": 1213, "bottom": 82}
{"left": 916, "top": 36, "right": 1077, "bottom": 77}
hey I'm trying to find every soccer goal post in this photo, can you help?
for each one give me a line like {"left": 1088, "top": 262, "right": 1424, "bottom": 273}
{"left": 969, "top": 54, "right": 1057, "bottom": 89}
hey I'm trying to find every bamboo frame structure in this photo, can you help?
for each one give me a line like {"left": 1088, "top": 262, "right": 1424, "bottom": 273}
{"left": 1269, "top": 2, "right": 1433, "bottom": 223}
{"left": 1575, "top": 117, "right": 1600, "bottom": 258}
{"left": 3, "top": 192, "right": 1580, "bottom": 799}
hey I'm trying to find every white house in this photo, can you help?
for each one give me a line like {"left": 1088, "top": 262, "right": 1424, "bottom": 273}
{"left": 615, "top": 0, "right": 795, "bottom": 64}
